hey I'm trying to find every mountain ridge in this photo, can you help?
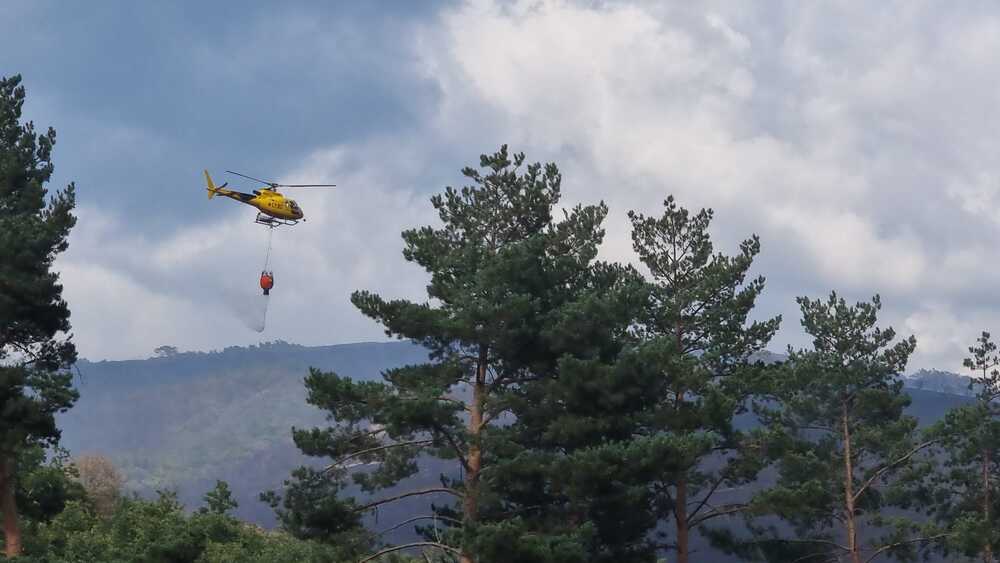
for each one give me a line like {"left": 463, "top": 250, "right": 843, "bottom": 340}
{"left": 59, "top": 340, "right": 978, "bottom": 530}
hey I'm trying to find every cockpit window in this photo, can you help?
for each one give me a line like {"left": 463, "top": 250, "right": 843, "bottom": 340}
{"left": 289, "top": 200, "right": 300, "bottom": 211}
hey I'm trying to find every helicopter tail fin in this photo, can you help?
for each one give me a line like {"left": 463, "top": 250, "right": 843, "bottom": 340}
{"left": 205, "top": 170, "right": 218, "bottom": 199}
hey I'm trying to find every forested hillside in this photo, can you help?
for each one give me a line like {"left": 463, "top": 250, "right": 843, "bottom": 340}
{"left": 57, "top": 342, "right": 973, "bottom": 534}
{"left": 59, "top": 341, "right": 429, "bottom": 525}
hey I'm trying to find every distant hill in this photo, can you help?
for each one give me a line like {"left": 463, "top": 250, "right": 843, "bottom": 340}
{"left": 752, "top": 350, "right": 978, "bottom": 397}
{"left": 58, "top": 342, "right": 979, "bottom": 558}
{"left": 61, "top": 340, "right": 429, "bottom": 526}
{"left": 904, "top": 368, "right": 977, "bottom": 397}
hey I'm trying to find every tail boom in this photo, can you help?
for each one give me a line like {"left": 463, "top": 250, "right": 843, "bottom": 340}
{"left": 204, "top": 169, "right": 248, "bottom": 202}
{"left": 205, "top": 170, "right": 219, "bottom": 199}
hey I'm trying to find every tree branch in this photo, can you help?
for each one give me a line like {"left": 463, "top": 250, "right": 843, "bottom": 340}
{"left": 492, "top": 373, "right": 542, "bottom": 387}
{"left": 863, "top": 534, "right": 949, "bottom": 563}
{"left": 789, "top": 550, "right": 838, "bottom": 563}
{"left": 432, "top": 425, "right": 469, "bottom": 473}
{"left": 355, "top": 487, "right": 464, "bottom": 513}
{"left": 347, "top": 427, "right": 386, "bottom": 445}
{"left": 687, "top": 474, "right": 726, "bottom": 522}
{"left": 689, "top": 503, "right": 748, "bottom": 528}
{"left": 479, "top": 406, "right": 511, "bottom": 429}
{"left": 376, "top": 514, "right": 462, "bottom": 536}
{"left": 324, "top": 440, "right": 434, "bottom": 473}
{"left": 358, "top": 542, "right": 462, "bottom": 563}
{"left": 791, "top": 424, "right": 836, "bottom": 434}
{"left": 746, "top": 537, "right": 849, "bottom": 554}
{"left": 434, "top": 396, "right": 466, "bottom": 407}
{"left": 653, "top": 481, "right": 676, "bottom": 512}
{"left": 853, "top": 440, "right": 937, "bottom": 502}
{"left": 8, "top": 341, "right": 41, "bottom": 368}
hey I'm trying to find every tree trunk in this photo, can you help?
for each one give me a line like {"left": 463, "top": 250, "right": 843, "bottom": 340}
{"left": 460, "top": 344, "right": 488, "bottom": 563}
{"left": 985, "top": 449, "right": 993, "bottom": 563}
{"left": 842, "top": 408, "right": 861, "bottom": 563}
{"left": 673, "top": 319, "right": 690, "bottom": 563}
{"left": 676, "top": 478, "right": 690, "bottom": 563}
{"left": 0, "top": 454, "right": 22, "bottom": 558}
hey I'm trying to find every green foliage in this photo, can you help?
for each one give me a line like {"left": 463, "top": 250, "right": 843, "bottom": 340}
{"left": 272, "top": 146, "right": 628, "bottom": 561}
{"left": 199, "top": 480, "right": 238, "bottom": 516}
{"left": 16, "top": 447, "right": 86, "bottom": 525}
{"left": 198, "top": 537, "right": 347, "bottom": 563}
{"left": 740, "top": 293, "right": 937, "bottom": 562}
{"left": 462, "top": 518, "right": 595, "bottom": 563}
{"left": 923, "top": 331, "right": 1000, "bottom": 560}
{"left": 0, "top": 73, "right": 77, "bottom": 373}
{"left": 261, "top": 466, "right": 369, "bottom": 552}
{"left": 556, "top": 196, "right": 780, "bottom": 562}
{"left": 0, "top": 72, "right": 79, "bottom": 556}
{"left": 23, "top": 489, "right": 350, "bottom": 563}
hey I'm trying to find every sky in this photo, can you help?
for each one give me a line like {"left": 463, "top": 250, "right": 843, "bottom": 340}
{"left": 5, "top": 0, "right": 1000, "bottom": 372}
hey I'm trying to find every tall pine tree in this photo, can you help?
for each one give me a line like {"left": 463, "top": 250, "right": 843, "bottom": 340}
{"left": 613, "top": 196, "right": 781, "bottom": 563}
{"left": 926, "top": 331, "right": 1000, "bottom": 561}
{"left": 273, "top": 146, "right": 615, "bottom": 563}
{"left": 484, "top": 259, "right": 649, "bottom": 562}
{"left": 0, "top": 74, "right": 78, "bottom": 557}
{"left": 745, "top": 293, "right": 942, "bottom": 563}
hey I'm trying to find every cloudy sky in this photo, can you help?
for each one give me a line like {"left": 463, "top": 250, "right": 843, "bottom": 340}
{"left": 5, "top": 1, "right": 1000, "bottom": 372}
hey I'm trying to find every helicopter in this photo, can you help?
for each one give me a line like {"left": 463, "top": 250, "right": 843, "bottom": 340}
{"left": 203, "top": 169, "right": 336, "bottom": 227}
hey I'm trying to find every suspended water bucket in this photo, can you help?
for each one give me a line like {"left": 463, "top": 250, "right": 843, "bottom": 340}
{"left": 260, "top": 271, "right": 274, "bottom": 295}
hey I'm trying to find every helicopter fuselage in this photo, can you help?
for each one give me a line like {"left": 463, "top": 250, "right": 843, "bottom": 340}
{"left": 213, "top": 188, "right": 304, "bottom": 221}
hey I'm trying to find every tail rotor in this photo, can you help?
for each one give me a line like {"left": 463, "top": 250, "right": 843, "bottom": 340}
{"left": 204, "top": 170, "right": 229, "bottom": 199}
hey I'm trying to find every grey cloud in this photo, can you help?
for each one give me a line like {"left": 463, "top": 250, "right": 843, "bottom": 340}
{"left": 13, "top": 0, "right": 1000, "bottom": 374}
{"left": 413, "top": 1, "right": 1000, "bottom": 371}
{"left": 2, "top": 1, "right": 448, "bottom": 230}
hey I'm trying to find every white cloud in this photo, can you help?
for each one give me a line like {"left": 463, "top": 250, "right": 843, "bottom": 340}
{"left": 52, "top": 1, "right": 1000, "bottom": 371}
{"left": 409, "top": 0, "right": 1000, "bottom": 370}
{"left": 58, "top": 261, "right": 233, "bottom": 362}
{"left": 947, "top": 172, "right": 1000, "bottom": 225}
{"left": 764, "top": 206, "right": 927, "bottom": 292}
{"left": 902, "top": 304, "right": 990, "bottom": 371}
{"left": 59, "top": 143, "right": 435, "bottom": 360}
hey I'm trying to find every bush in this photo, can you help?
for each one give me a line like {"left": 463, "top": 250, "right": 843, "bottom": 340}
{"left": 22, "top": 491, "right": 350, "bottom": 563}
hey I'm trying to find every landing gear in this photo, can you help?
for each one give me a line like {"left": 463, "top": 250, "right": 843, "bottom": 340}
{"left": 254, "top": 213, "right": 298, "bottom": 228}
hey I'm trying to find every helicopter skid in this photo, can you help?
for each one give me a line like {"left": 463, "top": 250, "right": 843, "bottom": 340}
{"left": 255, "top": 213, "right": 299, "bottom": 228}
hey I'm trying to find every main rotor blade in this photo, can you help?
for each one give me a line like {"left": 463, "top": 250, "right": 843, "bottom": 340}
{"left": 226, "top": 170, "right": 275, "bottom": 186}
{"left": 277, "top": 184, "right": 337, "bottom": 188}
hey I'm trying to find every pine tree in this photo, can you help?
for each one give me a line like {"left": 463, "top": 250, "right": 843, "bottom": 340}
{"left": 925, "top": 331, "right": 1000, "bottom": 561}
{"left": 0, "top": 74, "right": 79, "bottom": 557}
{"left": 261, "top": 464, "right": 370, "bottom": 556}
{"left": 200, "top": 480, "right": 238, "bottom": 516}
{"left": 745, "top": 293, "right": 942, "bottom": 563}
{"left": 609, "top": 197, "right": 781, "bottom": 563}
{"left": 484, "top": 260, "right": 650, "bottom": 562}
{"left": 272, "top": 146, "right": 615, "bottom": 563}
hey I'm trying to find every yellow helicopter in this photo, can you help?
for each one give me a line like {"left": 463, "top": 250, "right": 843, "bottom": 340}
{"left": 204, "top": 169, "right": 336, "bottom": 227}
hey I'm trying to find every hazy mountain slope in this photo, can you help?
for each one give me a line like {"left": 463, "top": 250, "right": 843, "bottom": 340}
{"left": 905, "top": 368, "right": 977, "bottom": 397}
{"left": 57, "top": 341, "right": 978, "bottom": 553}
{"left": 59, "top": 340, "right": 428, "bottom": 524}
